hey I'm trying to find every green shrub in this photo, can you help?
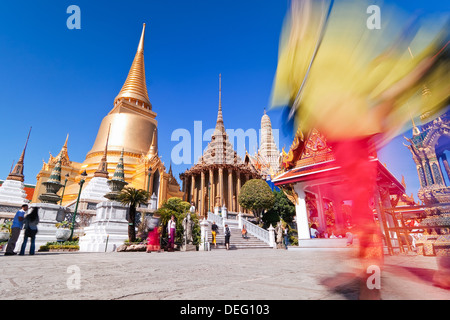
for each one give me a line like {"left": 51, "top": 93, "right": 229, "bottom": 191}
{"left": 39, "top": 240, "right": 79, "bottom": 252}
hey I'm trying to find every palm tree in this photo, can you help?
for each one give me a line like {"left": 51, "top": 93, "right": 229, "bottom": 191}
{"left": 117, "top": 187, "right": 150, "bottom": 242}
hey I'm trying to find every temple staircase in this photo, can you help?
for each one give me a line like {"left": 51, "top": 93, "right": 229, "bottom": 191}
{"left": 205, "top": 212, "right": 274, "bottom": 250}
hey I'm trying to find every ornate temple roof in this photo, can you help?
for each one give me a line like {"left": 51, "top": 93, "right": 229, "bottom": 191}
{"left": 167, "top": 163, "right": 180, "bottom": 187}
{"left": 114, "top": 23, "right": 152, "bottom": 110}
{"left": 180, "top": 75, "right": 259, "bottom": 177}
{"left": 273, "top": 128, "right": 405, "bottom": 195}
{"left": 200, "top": 74, "right": 242, "bottom": 166}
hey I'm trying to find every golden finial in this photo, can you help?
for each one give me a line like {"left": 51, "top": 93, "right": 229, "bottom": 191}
{"left": 219, "top": 73, "right": 222, "bottom": 111}
{"left": 137, "top": 23, "right": 146, "bottom": 53}
{"left": 63, "top": 133, "right": 69, "bottom": 148}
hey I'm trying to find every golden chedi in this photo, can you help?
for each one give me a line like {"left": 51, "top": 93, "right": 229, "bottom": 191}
{"left": 33, "top": 24, "right": 183, "bottom": 209}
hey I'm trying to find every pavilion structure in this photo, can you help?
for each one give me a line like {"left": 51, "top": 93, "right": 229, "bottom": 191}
{"left": 272, "top": 128, "right": 407, "bottom": 244}
{"left": 402, "top": 111, "right": 450, "bottom": 256}
{"left": 405, "top": 112, "right": 450, "bottom": 206}
{"left": 180, "top": 75, "right": 261, "bottom": 216}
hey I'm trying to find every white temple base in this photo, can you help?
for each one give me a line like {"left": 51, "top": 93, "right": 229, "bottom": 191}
{"left": 80, "top": 177, "right": 111, "bottom": 202}
{"left": 0, "top": 180, "right": 28, "bottom": 205}
{"left": 15, "top": 203, "right": 66, "bottom": 252}
{"left": 79, "top": 201, "right": 129, "bottom": 252}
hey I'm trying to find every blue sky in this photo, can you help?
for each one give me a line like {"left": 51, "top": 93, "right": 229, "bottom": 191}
{"left": 0, "top": 0, "right": 448, "bottom": 200}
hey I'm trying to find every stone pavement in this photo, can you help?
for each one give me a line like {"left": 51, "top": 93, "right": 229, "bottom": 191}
{"left": 0, "top": 247, "right": 449, "bottom": 300}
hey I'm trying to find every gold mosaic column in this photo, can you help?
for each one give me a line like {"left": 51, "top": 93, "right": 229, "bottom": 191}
{"left": 200, "top": 171, "right": 205, "bottom": 216}
{"left": 209, "top": 168, "right": 214, "bottom": 211}
{"left": 228, "top": 169, "right": 234, "bottom": 212}
{"left": 191, "top": 174, "right": 196, "bottom": 206}
{"left": 219, "top": 167, "right": 224, "bottom": 207}
{"left": 236, "top": 169, "right": 241, "bottom": 212}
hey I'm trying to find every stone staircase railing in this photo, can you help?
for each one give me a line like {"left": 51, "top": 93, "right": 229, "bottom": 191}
{"left": 241, "top": 218, "right": 272, "bottom": 246}
{"left": 207, "top": 211, "right": 224, "bottom": 227}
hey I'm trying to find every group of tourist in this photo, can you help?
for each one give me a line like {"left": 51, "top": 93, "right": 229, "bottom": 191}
{"left": 4, "top": 204, "right": 40, "bottom": 256}
{"left": 210, "top": 221, "right": 231, "bottom": 250}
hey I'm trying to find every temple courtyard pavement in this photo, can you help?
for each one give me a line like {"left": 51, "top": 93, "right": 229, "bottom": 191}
{"left": 1, "top": 248, "right": 448, "bottom": 300}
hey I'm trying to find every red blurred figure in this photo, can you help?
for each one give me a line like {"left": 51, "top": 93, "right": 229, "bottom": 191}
{"left": 271, "top": 0, "right": 449, "bottom": 299}
{"left": 146, "top": 218, "right": 161, "bottom": 253}
{"left": 330, "top": 137, "right": 383, "bottom": 299}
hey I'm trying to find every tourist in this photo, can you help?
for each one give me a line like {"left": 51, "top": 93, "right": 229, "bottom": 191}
{"left": 190, "top": 202, "right": 196, "bottom": 214}
{"left": 241, "top": 224, "right": 248, "bottom": 239}
{"left": 310, "top": 224, "right": 319, "bottom": 239}
{"left": 283, "top": 224, "right": 289, "bottom": 249}
{"left": 146, "top": 217, "right": 161, "bottom": 253}
{"left": 5, "top": 204, "right": 28, "bottom": 256}
{"left": 167, "top": 215, "right": 176, "bottom": 251}
{"left": 19, "top": 207, "right": 39, "bottom": 255}
{"left": 224, "top": 224, "right": 231, "bottom": 250}
{"left": 211, "top": 221, "right": 218, "bottom": 248}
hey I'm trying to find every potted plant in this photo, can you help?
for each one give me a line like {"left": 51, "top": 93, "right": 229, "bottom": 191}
{"left": 0, "top": 221, "right": 12, "bottom": 242}
{"left": 55, "top": 221, "right": 72, "bottom": 241}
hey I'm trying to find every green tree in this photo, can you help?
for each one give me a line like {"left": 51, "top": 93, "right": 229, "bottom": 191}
{"left": 238, "top": 179, "right": 275, "bottom": 223}
{"left": 262, "top": 190, "right": 296, "bottom": 228}
{"left": 117, "top": 187, "right": 150, "bottom": 242}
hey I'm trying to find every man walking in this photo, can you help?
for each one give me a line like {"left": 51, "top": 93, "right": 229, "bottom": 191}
{"left": 5, "top": 204, "right": 28, "bottom": 256}
{"left": 224, "top": 224, "right": 231, "bottom": 250}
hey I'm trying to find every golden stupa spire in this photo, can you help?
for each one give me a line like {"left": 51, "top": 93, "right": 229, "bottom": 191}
{"left": 114, "top": 23, "right": 151, "bottom": 109}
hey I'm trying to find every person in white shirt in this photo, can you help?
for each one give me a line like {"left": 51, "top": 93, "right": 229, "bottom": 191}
{"left": 167, "top": 215, "right": 176, "bottom": 251}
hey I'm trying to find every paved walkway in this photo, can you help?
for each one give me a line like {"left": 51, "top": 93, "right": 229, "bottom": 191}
{"left": 0, "top": 248, "right": 448, "bottom": 300}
